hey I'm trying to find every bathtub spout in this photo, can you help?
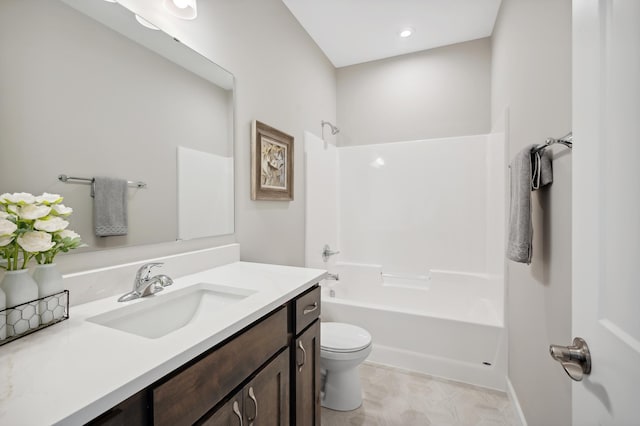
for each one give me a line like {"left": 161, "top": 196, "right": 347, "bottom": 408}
{"left": 326, "top": 273, "right": 340, "bottom": 281}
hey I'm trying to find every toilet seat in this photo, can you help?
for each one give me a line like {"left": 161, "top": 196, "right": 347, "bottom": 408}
{"left": 321, "top": 322, "right": 372, "bottom": 353}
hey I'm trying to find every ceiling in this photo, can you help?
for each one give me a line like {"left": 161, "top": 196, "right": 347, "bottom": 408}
{"left": 282, "top": 0, "right": 502, "bottom": 68}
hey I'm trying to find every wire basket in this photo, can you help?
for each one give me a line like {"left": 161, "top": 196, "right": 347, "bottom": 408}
{"left": 0, "top": 290, "right": 69, "bottom": 346}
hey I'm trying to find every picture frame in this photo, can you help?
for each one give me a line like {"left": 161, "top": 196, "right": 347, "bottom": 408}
{"left": 251, "top": 120, "right": 294, "bottom": 201}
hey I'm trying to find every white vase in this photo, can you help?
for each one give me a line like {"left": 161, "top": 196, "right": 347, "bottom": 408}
{"left": 0, "top": 269, "right": 39, "bottom": 337}
{"left": 33, "top": 263, "right": 66, "bottom": 325}
{"left": 0, "top": 286, "right": 5, "bottom": 341}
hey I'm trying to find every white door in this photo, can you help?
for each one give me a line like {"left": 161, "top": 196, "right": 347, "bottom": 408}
{"left": 572, "top": 0, "right": 640, "bottom": 424}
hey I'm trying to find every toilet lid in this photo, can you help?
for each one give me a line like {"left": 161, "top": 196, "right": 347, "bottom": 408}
{"left": 321, "top": 322, "right": 372, "bottom": 353}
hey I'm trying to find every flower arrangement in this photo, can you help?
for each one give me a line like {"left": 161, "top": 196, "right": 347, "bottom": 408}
{"left": 0, "top": 192, "right": 84, "bottom": 270}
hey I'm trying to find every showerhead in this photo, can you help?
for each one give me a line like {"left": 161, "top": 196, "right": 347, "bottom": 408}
{"left": 321, "top": 120, "right": 340, "bottom": 135}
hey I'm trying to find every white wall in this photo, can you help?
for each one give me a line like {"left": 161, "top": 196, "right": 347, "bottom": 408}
{"left": 491, "top": 1, "right": 573, "bottom": 425}
{"left": 1, "top": 0, "right": 337, "bottom": 275}
{"left": 336, "top": 38, "right": 491, "bottom": 146}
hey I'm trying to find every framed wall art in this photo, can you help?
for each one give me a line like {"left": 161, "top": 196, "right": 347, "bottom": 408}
{"left": 251, "top": 120, "right": 294, "bottom": 201}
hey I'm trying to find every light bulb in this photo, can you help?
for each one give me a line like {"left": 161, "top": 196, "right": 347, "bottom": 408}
{"left": 399, "top": 28, "right": 414, "bottom": 38}
{"left": 173, "top": 0, "right": 190, "bottom": 8}
{"left": 163, "top": 0, "right": 197, "bottom": 20}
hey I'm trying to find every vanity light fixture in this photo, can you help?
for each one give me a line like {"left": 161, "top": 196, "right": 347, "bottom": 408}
{"left": 135, "top": 14, "right": 160, "bottom": 31}
{"left": 399, "top": 27, "right": 414, "bottom": 38}
{"left": 163, "top": 0, "right": 197, "bottom": 20}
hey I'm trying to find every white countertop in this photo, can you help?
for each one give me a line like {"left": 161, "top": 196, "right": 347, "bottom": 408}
{"left": 0, "top": 261, "right": 326, "bottom": 425}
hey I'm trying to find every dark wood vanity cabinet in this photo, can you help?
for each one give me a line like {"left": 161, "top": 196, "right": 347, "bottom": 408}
{"left": 87, "top": 284, "right": 320, "bottom": 426}
{"left": 201, "top": 349, "right": 290, "bottom": 426}
{"left": 292, "top": 287, "right": 321, "bottom": 426}
{"left": 294, "top": 321, "right": 321, "bottom": 426}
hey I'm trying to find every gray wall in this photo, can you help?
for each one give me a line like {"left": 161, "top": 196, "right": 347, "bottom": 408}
{"left": 491, "top": 0, "right": 572, "bottom": 425}
{"left": 336, "top": 38, "right": 491, "bottom": 146}
{"left": 9, "top": 0, "right": 336, "bottom": 274}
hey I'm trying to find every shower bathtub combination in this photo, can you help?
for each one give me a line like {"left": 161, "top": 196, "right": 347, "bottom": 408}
{"left": 321, "top": 262, "right": 506, "bottom": 390}
{"left": 305, "top": 131, "right": 507, "bottom": 391}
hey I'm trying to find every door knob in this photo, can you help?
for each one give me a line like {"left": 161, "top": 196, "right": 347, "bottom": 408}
{"left": 549, "top": 337, "right": 591, "bottom": 381}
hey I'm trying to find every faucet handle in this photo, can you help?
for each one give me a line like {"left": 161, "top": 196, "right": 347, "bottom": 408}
{"left": 136, "top": 262, "right": 163, "bottom": 282}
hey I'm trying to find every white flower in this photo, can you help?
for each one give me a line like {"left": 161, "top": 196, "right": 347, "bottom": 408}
{"left": 0, "top": 234, "right": 13, "bottom": 247}
{"left": 35, "top": 193, "right": 63, "bottom": 205}
{"left": 18, "top": 204, "right": 51, "bottom": 220}
{"left": 51, "top": 204, "right": 73, "bottom": 216}
{"left": 0, "top": 219, "right": 17, "bottom": 235}
{"left": 1, "top": 192, "right": 36, "bottom": 205}
{"left": 35, "top": 217, "right": 69, "bottom": 232}
{"left": 17, "top": 231, "right": 55, "bottom": 253}
{"left": 59, "top": 229, "right": 80, "bottom": 240}
{"left": 0, "top": 211, "right": 15, "bottom": 220}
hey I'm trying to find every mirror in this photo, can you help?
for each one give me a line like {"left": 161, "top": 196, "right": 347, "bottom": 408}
{"left": 0, "top": 0, "right": 234, "bottom": 252}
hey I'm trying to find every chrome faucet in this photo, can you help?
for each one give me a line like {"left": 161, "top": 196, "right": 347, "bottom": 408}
{"left": 326, "top": 273, "right": 339, "bottom": 281}
{"left": 118, "top": 262, "right": 174, "bottom": 302}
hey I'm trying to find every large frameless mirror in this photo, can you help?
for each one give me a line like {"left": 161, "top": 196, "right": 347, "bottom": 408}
{"left": 0, "top": 0, "right": 235, "bottom": 252}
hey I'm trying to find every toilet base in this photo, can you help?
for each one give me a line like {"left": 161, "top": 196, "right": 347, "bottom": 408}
{"left": 321, "top": 366, "right": 364, "bottom": 411}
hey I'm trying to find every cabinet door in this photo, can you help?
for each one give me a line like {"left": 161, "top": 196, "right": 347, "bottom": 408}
{"left": 295, "top": 321, "right": 320, "bottom": 426}
{"left": 200, "top": 392, "right": 243, "bottom": 426}
{"left": 244, "top": 348, "right": 290, "bottom": 426}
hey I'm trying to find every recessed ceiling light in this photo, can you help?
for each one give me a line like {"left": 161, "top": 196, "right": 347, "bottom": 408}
{"left": 399, "top": 28, "right": 414, "bottom": 38}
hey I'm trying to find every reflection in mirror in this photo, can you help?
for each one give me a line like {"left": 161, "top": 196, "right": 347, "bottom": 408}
{"left": 0, "top": 0, "right": 234, "bottom": 253}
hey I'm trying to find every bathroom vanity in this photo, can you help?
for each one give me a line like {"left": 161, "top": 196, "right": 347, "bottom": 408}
{"left": 0, "top": 260, "right": 324, "bottom": 425}
{"left": 91, "top": 286, "right": 321, "bottom": 425}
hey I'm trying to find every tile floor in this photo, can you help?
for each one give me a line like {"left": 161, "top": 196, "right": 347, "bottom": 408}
{"left": 321, "top": 362, "right": 517, "bottom": 426}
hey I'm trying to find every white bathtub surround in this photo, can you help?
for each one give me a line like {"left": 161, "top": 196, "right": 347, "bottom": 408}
{"left": 321, "top": 262, "right": 507, "bottom": 390}
{"left": 338, "top": 134, "right": 501, "bottom": 275}
{"left": 305, "top": 132, "right": 507, "bottom": 389}
{"left": 304, "top": 131, "right": 339, "bottom": 270}
{"left": 0, "top": 256, "right": 326, "bottom": 425}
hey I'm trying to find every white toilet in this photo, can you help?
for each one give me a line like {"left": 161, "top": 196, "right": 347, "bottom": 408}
{"left": 320, "top": 322, "right": 372, "bottom": 411}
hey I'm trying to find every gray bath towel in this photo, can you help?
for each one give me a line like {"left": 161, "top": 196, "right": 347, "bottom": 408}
{"left": 93, "top": 177, "right": 128, "bottom": 237}
{"left": 507, "top": 146, "right": 554, "bottom": 264}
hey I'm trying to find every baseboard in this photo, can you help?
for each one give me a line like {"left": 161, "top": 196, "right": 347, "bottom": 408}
{"left": 506, "top": 377, "right": 528, "bottom": 426}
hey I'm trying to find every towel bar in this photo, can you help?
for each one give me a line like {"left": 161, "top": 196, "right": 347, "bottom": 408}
{"left": 532, "top": 132, "right": 573, "bottom": 154}
{"left": 58, "top": 174, "right": 146, "bottom": 190}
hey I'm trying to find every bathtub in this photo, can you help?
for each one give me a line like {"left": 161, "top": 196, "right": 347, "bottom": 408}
{"left": 321, "top": 263, "right": 506, "bottom": 391}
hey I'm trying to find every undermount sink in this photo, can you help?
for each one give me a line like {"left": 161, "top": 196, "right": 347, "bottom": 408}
{"left": 87, "top": 283, "right": 256, "bottom": 339}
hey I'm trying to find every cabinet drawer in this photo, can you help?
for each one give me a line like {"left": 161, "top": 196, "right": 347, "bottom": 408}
{"left": 153, "top": 307, "right": 288, "bottom": 426}
{"left": 295, "top": 286, "right": 320, "bottom": 335}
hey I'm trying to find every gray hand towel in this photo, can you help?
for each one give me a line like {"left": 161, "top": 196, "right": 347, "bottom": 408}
{"left": 507, "top": 146, "right": 554, "bottom": 264}
{"left": 532, "top": 149, "right": 553, "bottom": 190}
{"left": 93, "top": 177, "right": 128, "bottom": 237}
